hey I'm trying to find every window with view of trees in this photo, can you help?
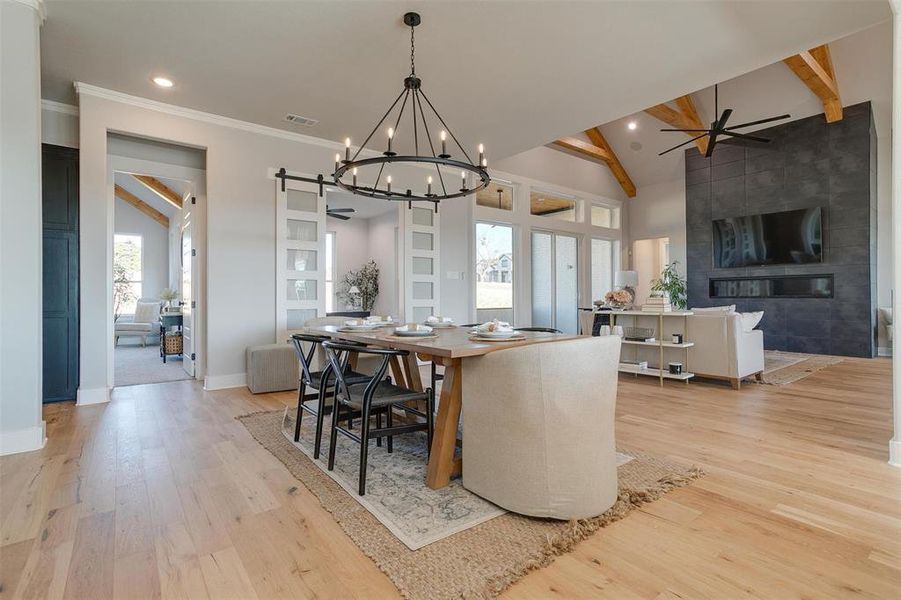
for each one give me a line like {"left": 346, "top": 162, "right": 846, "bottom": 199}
{"left": 114, "top": 234, "right": 143, "bottom": 317}
{"left": 475, "top": 222, "right": 514, "bottom": 323}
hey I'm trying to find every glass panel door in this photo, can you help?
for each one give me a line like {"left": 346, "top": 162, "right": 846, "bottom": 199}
{"left": 554, "top": 234, "right": 578, "bottom": 334}
{"left": 531, "top": 230, "right": 579, "bottom": 334}
{"left": 475, "top": 222, "right": 514, "bottom": 323}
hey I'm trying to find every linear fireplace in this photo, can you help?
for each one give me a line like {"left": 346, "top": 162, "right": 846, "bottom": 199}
{"left": 709, "top": 275, "right": 834, "bottom": 299}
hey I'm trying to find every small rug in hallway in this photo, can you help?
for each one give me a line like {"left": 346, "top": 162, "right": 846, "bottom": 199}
{"left": 759, "top": 350, "right": 843, "bottom": 385}
{"left": 114, "top": 343, "right": 193, "bottom": 387}
{"left": 239, "top": 408, "right": 702, "bottom": 599}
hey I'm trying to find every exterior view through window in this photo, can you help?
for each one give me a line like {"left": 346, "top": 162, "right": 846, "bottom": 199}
{"left": 475, "top": 222, "right": 513, "bottom": 323}
{"left": 114, "top": 234, "right": 143, "bottom": 316}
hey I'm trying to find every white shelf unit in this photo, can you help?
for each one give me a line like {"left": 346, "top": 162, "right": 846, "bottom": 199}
{"left": 607, "top": 310, "right": 694, "bottom": 386}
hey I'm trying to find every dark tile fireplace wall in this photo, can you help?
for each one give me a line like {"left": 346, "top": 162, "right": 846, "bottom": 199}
{"left": 685, "top": 101, "right": 876, "bottom": 358}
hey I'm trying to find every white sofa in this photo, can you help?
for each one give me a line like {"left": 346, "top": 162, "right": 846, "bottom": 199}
{"left": 460, "top": 335, "right": 621, "bottom": 520}
{"left": 114, "top": 300, "right": 161, "bottom": 346}
{"left": 686, "top": 311, "right": 764, "bottom": 389}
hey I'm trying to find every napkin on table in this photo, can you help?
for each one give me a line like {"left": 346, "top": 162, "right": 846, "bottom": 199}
{"left": 475, "top": 319, "right": 513, "bottom": 333}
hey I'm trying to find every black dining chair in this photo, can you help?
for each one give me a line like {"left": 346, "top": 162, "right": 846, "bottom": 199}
{"left": 289, "top": 334, "right": 371, "bottom": 459}
{"left": 515, "top": 327, "right": 563, "bottom": 334}
{"left": 321, "top": 340, "right": 434, "bottom": 496}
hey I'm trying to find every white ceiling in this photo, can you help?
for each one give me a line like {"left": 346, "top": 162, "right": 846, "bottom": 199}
{"left": 114, "top": 172, "right": 189, "bottom": 219}
{"left": 41, "top": 1, "right": 891, "bottom": 162}
{"left": 554, "top": 19, "right": 894, "bottom": 189}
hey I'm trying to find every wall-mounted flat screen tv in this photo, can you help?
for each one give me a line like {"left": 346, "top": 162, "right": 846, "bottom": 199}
{"left": 712, "top": 207, "right": 823, "bottom": 268}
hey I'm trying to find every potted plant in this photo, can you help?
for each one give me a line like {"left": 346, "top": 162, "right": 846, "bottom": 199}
{"left": 160, "top": 288, "right": 179, "bottom": 312}
{"left": 650, "top": 261, "right": 687, "bottom": 310}
{"left": 337, "top": 260, "right": 379, "bottom": 311}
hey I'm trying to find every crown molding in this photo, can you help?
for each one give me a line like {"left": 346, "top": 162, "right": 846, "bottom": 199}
{"left": 6, "top": 0, "right": 46, "bottom": 22}
{"left": 41, "top": 99, "right": 78, "bottom": 116}
{"left": 73, "top": 82, "right": 346, "bottom": 151}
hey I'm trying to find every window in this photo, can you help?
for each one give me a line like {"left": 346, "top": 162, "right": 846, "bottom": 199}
{"left": 476, "top": 181, "right": 513, "bottom": 211}
{"left": 325, "top": 231, "right": 336, "bottom": 312}
{"left": 114, "top": 234, "right": 143, "bottom": 316}
{"left": 591, "top": 204, "right": 621, "bottom": 229}
{"left": 591, "top": 238, "right": 619, "bottom": 302}
{"left": 530, "top": 190, "right": 577, "bottom": 222}
{"left": 475, "top": 222, "right": 513, "bottom": 323}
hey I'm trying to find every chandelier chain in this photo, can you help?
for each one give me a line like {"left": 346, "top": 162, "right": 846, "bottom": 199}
{"left": 410, "top": 24, "right": 416, "bottom": 76}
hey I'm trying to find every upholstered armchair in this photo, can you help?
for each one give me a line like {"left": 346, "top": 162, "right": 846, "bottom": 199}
{"left": 686, "top": 312, "right": 764, "bottom": 389}
{"left": 460, "top": 335, "right": 622, "bottom": 520}
{"left": 114, "top": 300, "right": 161, "bottom": 346}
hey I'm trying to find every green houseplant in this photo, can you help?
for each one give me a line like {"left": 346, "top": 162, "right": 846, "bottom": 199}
{"left": 650, "top": 261, "right": 687, "bottom": 310}
{"left": 337, "top": 259, "right": 380, "bottom": 311}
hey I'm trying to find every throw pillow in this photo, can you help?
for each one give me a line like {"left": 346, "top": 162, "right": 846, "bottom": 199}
{"left": 134, "top": 301, "right": 160, "bottom": 324}
{"left": 692, "top": 305, "right": 736, "bottom": 314}
{"left": 739, "top": 311, "right": 764, "bottom": 332}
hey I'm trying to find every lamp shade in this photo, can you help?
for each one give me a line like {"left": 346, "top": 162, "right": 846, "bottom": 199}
{"left": 614, "top": 270, "right": 638, "bottom": 288}
{"left": 348, "top": 286, "right": 361, "bottom": 294}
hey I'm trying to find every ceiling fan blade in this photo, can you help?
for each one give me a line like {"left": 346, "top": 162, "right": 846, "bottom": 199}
{"left": 660, "top": 128, "right": 710, "bottom": 132}
{"left": 327, "top": 212, "right": 351, "bottom": 220}
{"left": 326, "top": 207, "right": 356, "bottom": 213}
{"left": 705, "top": 133, "right": 719, "bottom": 158}
{"left": 725, "top": 114, "right": 791, "bottom": 130}
{"left": 721, "top": 131, "right": 770, "bottom": 144}
{"left": 715, "top": 108, "right": 733, "bottom": 131}
{"left": 658, "top": 133, "right": 709, "bottom": 156}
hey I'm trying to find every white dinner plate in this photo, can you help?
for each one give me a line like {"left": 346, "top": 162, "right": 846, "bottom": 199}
{"left": 394, "top": 329, "right": 435, "bottom": 337}
{"left": 471, "top": 329, "right": 518, "bottom": 339}
{"left": 338, "top": 324, "right": 381, "bottom": 332}
{"left": 424, "top": 321, "right": 455, "bottom": 328}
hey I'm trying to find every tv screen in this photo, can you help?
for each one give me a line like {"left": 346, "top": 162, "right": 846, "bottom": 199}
{"left": 712, "top": 207, "right": 823, "bottom": 268}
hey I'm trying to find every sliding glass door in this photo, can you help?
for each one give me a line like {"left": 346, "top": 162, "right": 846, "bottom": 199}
{"left": 531, "top": 230, "right": 579, "bottom": 334}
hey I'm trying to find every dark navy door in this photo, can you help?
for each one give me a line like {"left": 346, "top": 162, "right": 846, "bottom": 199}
{"left": 42, "top": 144, "right": 79, "bottom": 402}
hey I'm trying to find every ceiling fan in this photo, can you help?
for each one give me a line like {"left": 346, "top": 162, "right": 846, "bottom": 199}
{"left": 326, "top": 206, "right": 355, "bottom": 220}
{"left": 658, "top": 84, "right": 790, "bottom": 157}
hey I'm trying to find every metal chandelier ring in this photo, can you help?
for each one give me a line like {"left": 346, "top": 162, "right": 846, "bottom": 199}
{"left": 333, "top": 155, "right": 490, "bottom": 202}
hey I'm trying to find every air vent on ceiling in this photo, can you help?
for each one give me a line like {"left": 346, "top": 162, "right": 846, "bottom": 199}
{"left": 285, "top": 113, "right": 318, "bottom": 127}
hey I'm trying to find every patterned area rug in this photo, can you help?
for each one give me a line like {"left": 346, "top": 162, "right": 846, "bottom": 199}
{"left": 759, "top": 350, "right": 843, "bottom": 385}
{"left": 239, "top": 408, "right": 702, "bottom": 599}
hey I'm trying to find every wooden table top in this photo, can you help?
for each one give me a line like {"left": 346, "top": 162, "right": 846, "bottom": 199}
{"left": 299, "top": 325, "right": 580, "bottom": 358}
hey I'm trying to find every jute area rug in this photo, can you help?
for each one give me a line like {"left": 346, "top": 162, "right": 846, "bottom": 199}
{"left": 759, "top": 350, "right": 843, "bottom": 385}
{"left": 239, "top": 408, "right": 702, "bottom": 599}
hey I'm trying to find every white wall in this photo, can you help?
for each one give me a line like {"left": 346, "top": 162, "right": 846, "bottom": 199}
{"left": 41, "top": 102, "right": 79, "bottom": 148}
{"left": 0, "top": 1, "right": 44, "bottom": 454}
{"left": 328, "top": 216, "right": 370, "bottom": 310}
{"left": 628, "top": 178, "right": 686, "bottom": 282}
{"left": 114, "top": 197, "right": 170, "bottom": 304}
{"left": 368, "top": 211, "right": 400, "bottom": 317}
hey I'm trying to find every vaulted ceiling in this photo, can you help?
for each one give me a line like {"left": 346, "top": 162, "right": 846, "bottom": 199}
{"left": 41, "top": 1, "right": 891, "bottom": 164}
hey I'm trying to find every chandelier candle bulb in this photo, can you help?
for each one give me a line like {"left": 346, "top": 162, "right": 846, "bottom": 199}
{"left": 352, "top": 167, "right": 358, "bottom": 187}
{"left": 386, "top": 175, "right": 392, "bottom": 194}
{"left": 345, "top": 137, "right": 351, "bottom": 161}
{"left": 478, "top": 144, "right": 484, "bottom": 165}
{"left": 461, "top": 170, "right": 466, "bottom": 190}
{"left": 334, "top": 153, "right": 341, "bottom": 172}
{"left": 440, "top": 130, "right": 447, "bottom": 156}
{"left": 427, "top": 175, "right": 432, "bottom": 196}
{"left": 387, "top": 127, "right": 394, "bottom": 154}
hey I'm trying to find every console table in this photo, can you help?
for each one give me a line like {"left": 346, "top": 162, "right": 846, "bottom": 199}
{"left": 159, "top": 313, "right": 183, "bottom": 363}
{"left": 606, "top": 310, "right": 695, "bottom": 386}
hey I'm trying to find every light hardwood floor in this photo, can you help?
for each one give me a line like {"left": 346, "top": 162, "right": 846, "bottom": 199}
{"left": 1, "top": 358, "right": 898, "bottom": 598}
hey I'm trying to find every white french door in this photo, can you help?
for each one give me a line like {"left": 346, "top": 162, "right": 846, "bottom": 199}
{"left": 403, "top": 204, "right": 440, "bottom": 322}
{"left": 276, "top": 178, "right": 327, "bottom": 340}
{"left": 531, "top": 230, "right": 579, "bottom": 334}
{"left": 181, "top": 211, "right": 195, "bottom": 376}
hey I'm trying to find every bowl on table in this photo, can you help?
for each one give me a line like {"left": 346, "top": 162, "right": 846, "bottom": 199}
{"left": 393, "top": 323, "right": 434, "bottom": 337}
{"left": 424, "top": 316, "right": 455, "bottom": 328}
{"left": 339, "top": 319, "right": 382, "bottom": 332}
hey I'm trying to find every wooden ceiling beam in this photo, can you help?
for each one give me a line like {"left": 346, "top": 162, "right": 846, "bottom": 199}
{"left": 132, "top": 174, "right": 183, "bottom": 209}
{"left": 552, "top": 136, "right": 612, "bottom": 163}
{"left": 552, "top": 132, "right": 636, "bottom": 198}
{"left": 584, "top": 127, "right": 636, "bottom": 198}
{"left": 645, "top": 95, "right": 709, "bottom": 154}
{"left": 784, "top": 44, "right": 842, "bottom": 122}
{"left": 115, "top": 184, "right": 169, "bottom": 228}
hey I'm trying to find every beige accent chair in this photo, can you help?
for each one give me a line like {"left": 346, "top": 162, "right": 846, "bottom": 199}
{"left": 461, "top": 336, "right": 622, "bottom": 520}
{"left": 686, "top": 312, "right": 764, "bottom": 389}
{"left": 114, "top": 300, "right": 161, "bottom": 346}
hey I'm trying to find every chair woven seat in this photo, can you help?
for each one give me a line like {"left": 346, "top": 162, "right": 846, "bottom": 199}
{"left": 309, "top": 368, "right": 370, "bottom": 390}
{"left": 338, "top": 380, "right": 430, "bottom": 409}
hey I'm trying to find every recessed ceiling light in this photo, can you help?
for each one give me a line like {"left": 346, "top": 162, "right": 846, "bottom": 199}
{"left": 152, "top": 76, "right": 174, "bottom": 88}
{"left": 627, "top": 121, "right": 638, "bottom": 131}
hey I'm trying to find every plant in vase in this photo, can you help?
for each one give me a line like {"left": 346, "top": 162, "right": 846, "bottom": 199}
{"left": 651, "top": 261, "right": 687, "bottom": 310}
{"left": 337, "top": 260, "right": 379, "bottom": 311}
{"left": 160, "top": 288, "right": 179, "bottom": 312}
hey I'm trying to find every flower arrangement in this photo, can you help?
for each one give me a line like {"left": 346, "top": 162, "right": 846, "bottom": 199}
{"left": 337, "top": 260, "right": 380, "bottom": 311}
{"left": 604, "top": 288, "right": 634, "bottom": 309}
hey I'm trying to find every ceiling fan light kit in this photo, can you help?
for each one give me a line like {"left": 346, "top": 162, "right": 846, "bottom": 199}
{"left": 276, "top": 12, "right": 490, "bottom": 212}
{"left": 658, "top": 84, "right": 790, "bottom": 157}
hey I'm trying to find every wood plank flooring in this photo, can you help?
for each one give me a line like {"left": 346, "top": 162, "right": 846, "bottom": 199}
{"left": 1, "top": 357, "right": 898, "bottom": 598}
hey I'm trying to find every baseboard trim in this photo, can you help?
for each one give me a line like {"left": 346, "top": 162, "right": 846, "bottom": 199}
{"left": 203, "top": 373, "right": 246, "bottom": 391}
{"left": 0, "top": 422, "right": 46, "bottom": 456}
{"left": 877, "top": 347, "right": 893, "bottom": 357}
{"left": 890, "top": 440, "right": 901, "bottom": 468}
{"left": 76, "top": 386, "right": 110, "bottom": 406}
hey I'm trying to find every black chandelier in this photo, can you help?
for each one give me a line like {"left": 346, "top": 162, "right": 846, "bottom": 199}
{"left": 277, "top": 12, "right": 489, "bottom": 209}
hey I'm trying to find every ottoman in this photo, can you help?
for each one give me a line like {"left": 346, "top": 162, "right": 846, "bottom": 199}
{"left": 246, "top": 343, "right": 299, "bottom": 393}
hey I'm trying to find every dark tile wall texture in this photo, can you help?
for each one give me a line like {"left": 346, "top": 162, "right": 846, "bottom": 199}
{"left": 685, "top": 101, "right": 876, "bottom": 358}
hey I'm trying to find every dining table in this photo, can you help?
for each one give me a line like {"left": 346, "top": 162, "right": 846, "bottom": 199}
{"left": 301, "top": 323, "right": 579, "bottom": 489}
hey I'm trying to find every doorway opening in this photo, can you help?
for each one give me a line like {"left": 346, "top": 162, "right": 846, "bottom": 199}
{"left": 109, "top": 134, "right": 206, "bottom": 387}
